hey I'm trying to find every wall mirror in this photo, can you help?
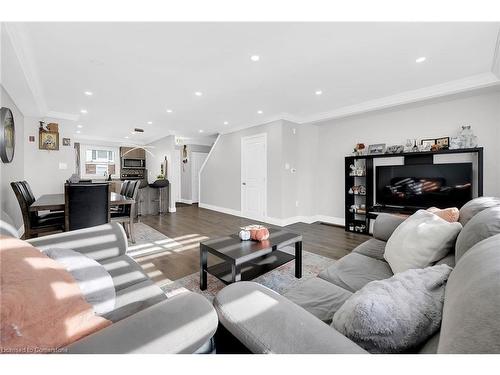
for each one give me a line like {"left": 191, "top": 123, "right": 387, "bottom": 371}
{"left": 0, "top": 107, "right": 15, "bottom": 163}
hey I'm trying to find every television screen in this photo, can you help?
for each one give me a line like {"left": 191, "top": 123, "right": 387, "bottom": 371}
{"left": 376, "top": 163, "right": 473, "bottom": 209}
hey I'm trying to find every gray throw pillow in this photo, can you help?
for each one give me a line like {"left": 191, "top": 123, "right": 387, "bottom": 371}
{"left": 331, "top": 264, "right": 452, "bottom": 353}
{"left": 44, "top": 248, "right": 116, "bottom": 315}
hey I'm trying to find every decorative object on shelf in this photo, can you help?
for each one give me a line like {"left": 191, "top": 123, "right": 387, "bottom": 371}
{"left": 238, "top": 229, "right": 251, "bottom": 241}
{"left": 353, "top": 143, "right": 366, "bottom": 156}
{"left": 349, "top": 161, "right": 366, "bottom": 176}
{"left": 385, "top": 145, "right": 404, "bottom": 154}
{"left": 62, "top": 138, "right": 71, "bottom": 146}
{"left": 349, "top": 204, "right": 367, "bottom": 215}
{"left": 435, "top": 137, "right": 449, "bottom": 150}
{"left": 38, "top": 121, "right": 59, "bottom": 151}
{"left": 368, "top": 143, "right": 386, "bottom": 155}
{"left": 349, "top": 185, "right": 366, "bottom": 195}
{"left": 359, "top": 185, "right": 366, "bottom": 195}
{"left": 0, "top": 107, "right": 15, "bottom": 163}
{"left": 404, "top": 139, "right": 417, "bottom": 152}
{"left": 430, "top": 144, "right": 442, "bottom": 152}
{"left": 458, "top": 125, "right": 478, "bottom": 149}
{"left": 241, "top": 225, "right": 270, "bottom": 241}
{"left": 449, "top": 136, "right": 461, "bottom": 150}
{"left": 420, "top": 138, "right": 436, "bottom": 150}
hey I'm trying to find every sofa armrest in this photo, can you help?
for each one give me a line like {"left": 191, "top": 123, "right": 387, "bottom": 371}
{"left": 65, "top": 292, "right": 218, "bottom": 354}
{"left": 372, "top": 213, "right": 406, "bottom": 242}
{"left": 27, "top": 223, "right": 128, "bottom": 262}
{"left": 213, "top": 282, "right": 367, "bottom": 354}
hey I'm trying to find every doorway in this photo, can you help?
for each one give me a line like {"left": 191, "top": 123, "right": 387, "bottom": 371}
{"left": 241, "top": 133, "right": 267, "bottom": 220}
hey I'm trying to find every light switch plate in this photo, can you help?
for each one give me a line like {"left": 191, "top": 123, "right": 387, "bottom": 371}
{"left": 59, "top": 162, "right": 68, "bottom": 170}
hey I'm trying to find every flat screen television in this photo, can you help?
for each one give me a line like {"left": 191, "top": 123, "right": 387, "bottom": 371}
{"left": 376, "top": 163, "right": 473, "bottom": 209}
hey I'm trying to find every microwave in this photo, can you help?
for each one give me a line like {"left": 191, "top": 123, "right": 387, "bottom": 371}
{"left": 122, "top": 158, "right": 145, "bottom": 169}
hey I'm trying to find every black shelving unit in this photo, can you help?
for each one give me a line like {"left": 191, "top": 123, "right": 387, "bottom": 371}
{"left": 344, "top": 147, "right": 483, "bottom": 234}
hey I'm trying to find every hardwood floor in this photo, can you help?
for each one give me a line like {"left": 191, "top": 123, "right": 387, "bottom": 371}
{"left": 135, "top": 203, "right": 369, "bottom": 284}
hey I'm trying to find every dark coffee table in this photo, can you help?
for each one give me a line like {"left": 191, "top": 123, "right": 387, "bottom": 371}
{"left": 199, "top": 228, "right": 302, "bottom": 290}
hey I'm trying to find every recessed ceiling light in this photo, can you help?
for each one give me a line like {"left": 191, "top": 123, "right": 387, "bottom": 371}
{"left": 125, "top": 136, "right": 129, "bottom": 139}
{"left": 315, "top": 90, "right": 323, "bottom": 96}
{"left": 223, "top": 121, "right": 229, "bottom": 125}
{"left": 257, "top": 110, "right": 263, "bottom": 114}
{"left": 199, "top": 129, "right": 204, "bottom": 133}
{"left": 416, "top": 56, "right": 427, "bottom": 63}
{"left": 250, "top": 55, "right": 260, "bottom": 62}
{"left": 147, "top": 121, "right": 152, "bottom": 125}
{"left": 130, "top": 131, "right": 136, "bottom": 135}
{"left": 166, "top": 109, "right": 173, "bottom": 113}
{"left": 195, "top": 91, "right": 203, "bottom": 96}
{"left": 76, "top": 130, "right": 81, "bottom": 134}
{"left": 77, "top": 124, "right": 83, "bottom": 128}
{"left": 80, "top": 109, "right": 88, "bottom": 114}
{"left": 84, "top": 91, "right": 93, "bottom": 96}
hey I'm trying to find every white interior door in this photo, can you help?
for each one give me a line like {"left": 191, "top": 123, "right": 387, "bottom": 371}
{"left": 191, "top": 152, "right": 208, "bottom": 203}
{"left": 241, "top": 133, "right": 267, "bottom": 220}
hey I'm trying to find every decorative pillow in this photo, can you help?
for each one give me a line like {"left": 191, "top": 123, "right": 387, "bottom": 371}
{"left": 427, "top": 207, "right": 459, "bottom": 223}
{"left": 384, "top": 210, "right": 462, "bottom": 273}
{"left": 331, "top": 264, "right": 452, "bottom": 353}
{"left": 44, "top": 248, "right": 116, "bottom": 315}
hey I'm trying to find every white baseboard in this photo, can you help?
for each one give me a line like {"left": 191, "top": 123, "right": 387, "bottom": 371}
{"left": 178, "top": 199, "right": 194, "bottom": 205}
{"left": 199, "top": 203, "right": 345, "bottom": 228}
{"left": 168, "top": 206, "right": 177, "bottom": 213}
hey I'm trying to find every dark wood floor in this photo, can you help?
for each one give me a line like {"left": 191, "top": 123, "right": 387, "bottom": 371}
{"left": 135, "top": 203, "right": 369, "bottom": 284}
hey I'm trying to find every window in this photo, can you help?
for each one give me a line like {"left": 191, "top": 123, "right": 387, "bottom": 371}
{"left": 82, "top": 146, "right": 118, "bottom": 178}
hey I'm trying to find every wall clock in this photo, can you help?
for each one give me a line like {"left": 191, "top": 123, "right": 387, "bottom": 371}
{"left": 0, "top": 107, "right": 15, "bottom": 163}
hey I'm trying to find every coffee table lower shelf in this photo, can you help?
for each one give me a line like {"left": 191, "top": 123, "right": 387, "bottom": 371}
{"left": 207, "top": 250, "right": 295, "bottom": 284}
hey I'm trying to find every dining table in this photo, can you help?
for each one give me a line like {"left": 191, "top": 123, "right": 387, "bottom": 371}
{"left": 29, "top": 191, "right": 135, "bottom": 212}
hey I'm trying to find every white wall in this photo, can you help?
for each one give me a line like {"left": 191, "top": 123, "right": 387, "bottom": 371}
{"left": 0, "top": 86, "right": 25, "bottom": 229}
{"left": 178, "top": 144, "right": 212, "bottom": 203}
{"left": 317, "top": 90, "right": 500, "bottom": 220}
{"left": 23, "top": 116, "right": 77, "bottom": 196}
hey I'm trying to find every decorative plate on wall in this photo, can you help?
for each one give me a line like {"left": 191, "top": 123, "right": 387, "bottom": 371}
{"left": 0, "top": 107, "right": 15, "bottom": 163}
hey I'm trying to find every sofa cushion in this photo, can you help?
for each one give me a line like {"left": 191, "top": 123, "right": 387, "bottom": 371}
{"left": 459, "top": 196, "right": 500, "bottom": 226}
{"left": 44, "top": 247, "right": 116, "bottom": 316}
{"left": 372, "top": 213, "right": 406, "bottom": 242}
{"left": 455, "top": 206, "right": 500, "bottom": 262}
{"left": 318, "top": 253, "right": 393, "bottom": 292}
{"left": 100, "top": 255, "right": 149, "bottom": 292}
{"left": 284, "top": 277, "right": 352, "bottom": 323}
{"left": 438, "top": 234, "right": 500, "bottom": 353}
{"left": 383, "top": 210, "right": 461, "bottom": 273}
{"left": 103, "top": 279, "right": 166, "bottom": 322}
{"left": 331, "top": 264, "right": 452, "bottom": 353}
{"left": 352, "top": 238, "right": 386, "bottom": 261}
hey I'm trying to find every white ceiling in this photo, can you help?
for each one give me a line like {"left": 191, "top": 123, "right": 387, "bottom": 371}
{"left": 3, "top": 22, "right": 500, "bottom": 144}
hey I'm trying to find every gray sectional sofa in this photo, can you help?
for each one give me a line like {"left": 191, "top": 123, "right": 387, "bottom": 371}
{"left": 26, "top": 223, "right": 218, "bottom": 354}
{"left": 214, "top": 197, "right": 500, "bottom": 354}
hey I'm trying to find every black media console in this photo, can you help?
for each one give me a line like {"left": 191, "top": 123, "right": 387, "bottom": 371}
{"left": 344, "top": 147, "right": 483, "bottom": 234}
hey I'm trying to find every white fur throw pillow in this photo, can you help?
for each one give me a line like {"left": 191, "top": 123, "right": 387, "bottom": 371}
{"left": 384, "top": 210, "right": 462, "bottom": 273}
{"left": 331, "top": 264, "right": 452, "bottom": 353}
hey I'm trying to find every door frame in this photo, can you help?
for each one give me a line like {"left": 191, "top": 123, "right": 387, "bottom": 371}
{"left": 241, "top": 133, "right": 267, "bottom": 220}
{"left": 191, "top": 151, "right": 208, "bottom": 203}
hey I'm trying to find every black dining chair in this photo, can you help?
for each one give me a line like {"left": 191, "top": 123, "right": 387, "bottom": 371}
{"left": 111, "top": 180, "right": 140, "bottom": 243}
{"left": 10, "top": 181, "right": 64, "bottom": 239}
{"left": 65, "top": 183, "right": 110, "bottom": 231}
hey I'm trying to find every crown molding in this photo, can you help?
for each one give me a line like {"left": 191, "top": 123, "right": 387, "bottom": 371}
{"left": 75, "top": 134, "right": 146, "bottom": 146}
{"left": 492, "top": 27, "right": 500, "bottom": 78}
{"left": 302, "top": 73, "right": 500, "bottom": 125}
{"left": 3, "top": 23, "right": 48, "bottom": 116}
{"left": 45, "top": 111, "right": 80, "bottom": 121}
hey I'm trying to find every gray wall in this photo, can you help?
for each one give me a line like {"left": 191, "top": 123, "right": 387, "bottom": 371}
{"left": 317, "top": 90, "right": 500, "bottom": 219}
{"left": 200, "top": 120, "right": 284, "bottom": 218}
{"left": 178, "top": 144, "right": 211, "bottom": 201}
{"left": 0, "top": 86, "right": 25, "bottom": 229}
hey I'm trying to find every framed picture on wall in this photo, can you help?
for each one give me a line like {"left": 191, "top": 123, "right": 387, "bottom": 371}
{"left": 39, "top": 130, "right": 59, "bottom": 151}
{"left": 367, "top": 143, "right": 386, "bottom": 154}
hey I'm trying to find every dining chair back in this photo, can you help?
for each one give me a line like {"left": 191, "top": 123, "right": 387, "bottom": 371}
{"left": 120, "top": 180, "right": 130, "bottom": 195}
{"left": 65, "top": 183, "right": 110, "bottom": 231}
{"left": 111, "top": 180, "right": 140, "bottom": 243}
{"left": 10, "top": 181, "right": 64, "bottom": 238}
